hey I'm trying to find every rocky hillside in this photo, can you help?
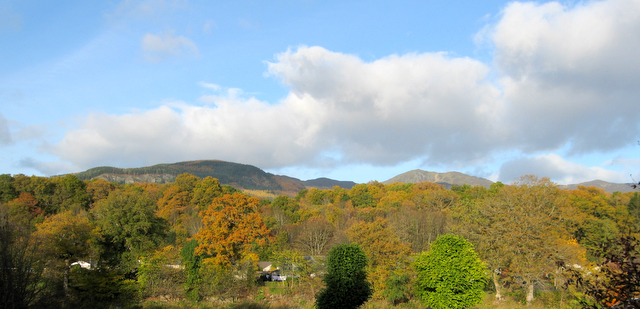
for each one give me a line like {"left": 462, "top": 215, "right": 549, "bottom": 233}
{"left": 75, "top": 160, "right": 307, "bottom": 196}
{"left": 562, "top": 180, "right": 636, "bottom": 194}
{"left": 74, "top": 160, "right": 357, "bottom": 196}
{"left": 382, "top": 169, "right": 494, "bottom": 188}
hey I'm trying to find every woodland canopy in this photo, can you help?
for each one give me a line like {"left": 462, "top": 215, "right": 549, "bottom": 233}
{"left": 0, "top": 172, "right": 638, "bottom": 308}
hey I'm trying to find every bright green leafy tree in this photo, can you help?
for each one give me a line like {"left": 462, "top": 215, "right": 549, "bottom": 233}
{"left": 181, "top": 239, "right": 202, "bottom": 301}
{"left": 414, "top": 234, "right": 487, "bottom": 309}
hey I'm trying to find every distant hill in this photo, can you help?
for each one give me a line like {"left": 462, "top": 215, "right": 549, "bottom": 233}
{"left": 75, "top": 160, "right": 307, "bottom": 196}
{"left": 563, "top": 180, "right": 636, "bottom": 194}
{"left": 74, "top": 160, "right": 355, "bottom": 196}
{"left": 382, "top": 169, "right": 494, "bottom": 188}
{"left": 74, "top": 161, "right": 636, "bottom": 196}
{"left": 302, "top": 177, "right": 356, "bottom": 190}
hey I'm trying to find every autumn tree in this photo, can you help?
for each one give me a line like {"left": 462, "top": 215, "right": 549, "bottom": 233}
{"left": 567, "top": 235, "right": 640, "bottom": 308}
{"left": 6, "top": 192, "right": 43, "bottom": 227}
{"left": 390, "top": 203, "right": 449, "bottom": 253}
{"left": 316, "top": 243, "right": 372, "bottom": 309}
{"left": 347, "top": 218, "right": 411, "bottom": 300}
{"left": 460, "top": 176, "right": 574, "bottom": 304}
{"left": 157, "top": 174, "right": 199, "bottom": 226}
{"left": 194, "top": 193, "right": 271, "bottom": 267}
{"left": 567, "top": 186, "right": 630, "bottom": 259}
{"left": 629, "top": 192, "right": 640, "bottom": 231}
{"left": 296, "top": 215, "right": 334, "bottom": 255}
{"left": 34, "top": 210, "right": 93, "bottom": 295}
{"left": 271, "top": 249, "right": 311, "bottom": 289}
{"left": 414, "top": 234, "right": 487, "bottom": 309}
{"left": 13, "top": 175, "right": 56, "bottom": 214}
{"left": 350, "top": 183, "right": 376, "bottom": 208}
{"left": 157, "top": 174, "right": 226, "bottom": 243}
{"left": 86, "top": 179, "right": 116, "bottom": 204}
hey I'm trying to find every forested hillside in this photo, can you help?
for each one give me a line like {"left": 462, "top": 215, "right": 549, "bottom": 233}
{"left": 74, "top": 160, "right": 307, "bottom": 196}
{"left": 1, "top": 173, "right": 638, "bottom": 308}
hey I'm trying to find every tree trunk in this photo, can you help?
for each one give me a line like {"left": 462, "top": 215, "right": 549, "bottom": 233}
{"left": 493, "top": 272, "right": 503, "bottom": 302}
{"left": 526, "top": 283, "right": 535, "bottom": 305}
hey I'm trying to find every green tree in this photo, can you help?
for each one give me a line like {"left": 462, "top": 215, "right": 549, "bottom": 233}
{"left": 350, "top": 184, "right": 375, "bottom": 208}
{"left": 629, "top": 192, "right": 640, "bottom": 231}
{"left": 138, "top": 245, "right": 184, "bottom": 300}
{"left": 68, "top": 266, "right": 139, "bottom": 309}
{"left": 414, "top": 234, "right": 487, "bottom": 309}
{"left": 315, "top": 243, "right": 372, "bottom": 309}
{"left": 50, "top": 174, "right": 91, "bottom": 212}
{"left": 91, "top": 188, "right": 167, "bottom": 271}
{"left": 191, "top": 176, "right": 224, "bottom": 210}
{"left": 270, "top": 195, "right": 300, "bottom": 226}
{"left": 180, "top": 239, "right": 202, "bottom": 301}
{"left": 0, "top": 205, "right": 46, "bottom": 309}
{"left": 0, "top": 174, "right": 18, "bottom": 203}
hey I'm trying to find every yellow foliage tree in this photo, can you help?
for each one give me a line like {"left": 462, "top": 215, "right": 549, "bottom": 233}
{"left": 34, "top": 210, "right": 93, "bottom": 294}
{"left": 347, "top": 218, "right": 411, "bottom": 300}
{"left": 194, "top": 193, "right": 272, "bottom": 267}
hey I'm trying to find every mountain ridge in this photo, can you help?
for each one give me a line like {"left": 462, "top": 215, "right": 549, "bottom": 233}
{"left": 74, "top": 160, "right": 355, "bottom": 196}
{"left": 382, "top": 169, "right": 494, "bottom": 188}
{"left": 74, "top": 160, "right": 636, "bottom": 195}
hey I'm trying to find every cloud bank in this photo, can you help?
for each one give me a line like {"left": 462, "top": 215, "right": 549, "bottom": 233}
{"left": 498, "top": 154, "right": 625, "bottom": 184}
{"left": 45, "top": 0, "right": 640, "bottom": 183}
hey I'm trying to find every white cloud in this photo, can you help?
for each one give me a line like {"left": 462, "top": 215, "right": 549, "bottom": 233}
{"left": 44, "top": 0, "right": 640, "bottom": 181}
{"left": 15, "top": 124, "right": 46, "bottom": 140}
{"left": 141, "top": 32, "right": 199, "bottom": 62}
{"left": 49, "top": 46, "right": 506, "bottom": 171}
{"left": 198, "top": 81, "right": 220, "bottom": 91}
{"left": 267, "top": 46, "right": 505, "bottom": 166}
{"left": 18, "top": 157, "right": 76, "bottom": 176}
{"left": 498, "top": 153, "right": 626, "bottom": 184}
{"left": 492, "top": 0, "right": 640, "bottom": 154}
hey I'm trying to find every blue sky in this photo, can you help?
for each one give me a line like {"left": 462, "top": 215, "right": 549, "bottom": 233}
{"left": 1, "top": 0, "right": 639, "bottom": 185}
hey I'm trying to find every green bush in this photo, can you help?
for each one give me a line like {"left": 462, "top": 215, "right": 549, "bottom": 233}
{"left": 315, "top": 243, "right": 372, "bottom": 309}
{"left": 414, "top": 234, "right": 487, "bottom": 309}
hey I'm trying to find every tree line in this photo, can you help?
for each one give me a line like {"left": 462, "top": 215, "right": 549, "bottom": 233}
{"left": 1, "top": 173, "right": 638, "bottom": 308}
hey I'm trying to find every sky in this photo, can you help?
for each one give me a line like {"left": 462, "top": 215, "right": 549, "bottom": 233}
{"left": 1, "top": 0, "right": 640, "bottom": 185}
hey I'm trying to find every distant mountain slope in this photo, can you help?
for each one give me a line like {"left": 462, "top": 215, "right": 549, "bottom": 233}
{"left": 303, "top": 177, "right": 356, "bottom": 190}
{"left": 75, "top": 160, "right": 307, "bottom": 195}
{"left": 563, "top": 180, "right": 636, "bottom": 194}
{"left": 382, "top": 169, "right": 494, "bottom": 188}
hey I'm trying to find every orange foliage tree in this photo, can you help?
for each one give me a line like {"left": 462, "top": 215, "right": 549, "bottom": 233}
{"left": 194, "top": 193, "right": 272, "bottom": 267}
